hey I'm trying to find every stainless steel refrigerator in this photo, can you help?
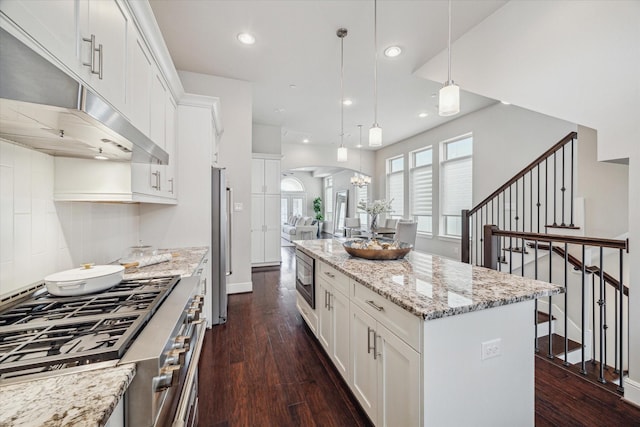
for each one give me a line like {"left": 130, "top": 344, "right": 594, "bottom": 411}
{"left": 211, "top": 167, "right": 230, "bottom": 325}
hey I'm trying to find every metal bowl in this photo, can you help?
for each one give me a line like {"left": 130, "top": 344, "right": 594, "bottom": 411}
{"left": 342, "top": 238, "right": 413, "bottom": 260}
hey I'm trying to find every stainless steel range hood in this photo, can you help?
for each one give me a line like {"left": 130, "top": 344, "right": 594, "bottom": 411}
{"left": 0, "top": 27, "right": 168, "bottom": 164}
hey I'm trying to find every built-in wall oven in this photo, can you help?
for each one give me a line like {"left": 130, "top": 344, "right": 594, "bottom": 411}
{"left": 295, "top": 250, "right": 315, "bottom": 309}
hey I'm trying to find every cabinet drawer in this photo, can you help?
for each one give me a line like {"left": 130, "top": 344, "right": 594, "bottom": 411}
{"left": 318, "top": 262, "right": 349, "bottom": 296}
{"left": 352, "top": 281, "right": 421, "bottom": 352}
{"left": 296, "top": 292, "right": 318, "bottom": 337}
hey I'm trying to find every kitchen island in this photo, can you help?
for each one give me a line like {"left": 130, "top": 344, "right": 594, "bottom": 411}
{"left": 0, "top": 246, "right": 208, "bottom": 427}
{"left": 294, "top": 239, "right": 564, "bottom": 427}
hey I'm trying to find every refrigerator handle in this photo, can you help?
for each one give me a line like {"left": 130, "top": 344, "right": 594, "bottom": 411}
{"left": 226, "top": 186, "right": 233, "bottom": 276}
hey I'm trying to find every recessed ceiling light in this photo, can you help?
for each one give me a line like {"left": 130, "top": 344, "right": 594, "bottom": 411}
{"left": 302, "top": 138, "right": 309, "bottom": 143}
{"left": 501, "top": 100, "right": 511, "bottom": 105}
{"left": 289, "top": 84, "right": 297, "bottom": 89}
{"left": 431, "top": 93, "right": 437, "bottom": 98}
{"left": 237, "top": 32, "right": 256, "bottom": 45}
{"left": 418, "top": 112, "right": 429, "bottom": 118}
{"left": 343, "top": 99, "right": 353, "bottom": 106}
{"left": 274, "top": 108, "right": 285, "bottom": 113}
{"left": 94, "top": 155, "right": 108, "bottom": 160}
{"left": 384, "top": 46, "right": 402, "bottom": 58}
{"left": 356, "top": 144, "right": 362, "bottom": 148}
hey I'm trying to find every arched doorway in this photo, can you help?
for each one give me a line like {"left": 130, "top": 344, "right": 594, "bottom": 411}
{"left": 281, "top": 176, "right": 306, "bottom": 223}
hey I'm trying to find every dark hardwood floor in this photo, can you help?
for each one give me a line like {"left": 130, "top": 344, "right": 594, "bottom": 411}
{"left": 198, "top": 246, "right": 640, "bottom": 426}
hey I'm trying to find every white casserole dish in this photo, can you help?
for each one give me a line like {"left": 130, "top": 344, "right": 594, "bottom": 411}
{"left": 44, "top": 264, "right": 124, "bottom": 296}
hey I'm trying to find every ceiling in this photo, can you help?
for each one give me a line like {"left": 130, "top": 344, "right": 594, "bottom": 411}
{"left": 149, "top": 0, "right": 506, "bottom": 150}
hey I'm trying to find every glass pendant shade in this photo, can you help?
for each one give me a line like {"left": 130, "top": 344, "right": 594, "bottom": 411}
{"left": 369, "top": 125, "right": 382, "bottom": 147}
{"left": 350, "top": 174, "right": 371, "bottom": 187}
{"left": 337, "top": 146, "right": 348, "bottom": 162}
{"left": 439, "top": 82, "right": 460, "bottom": 116}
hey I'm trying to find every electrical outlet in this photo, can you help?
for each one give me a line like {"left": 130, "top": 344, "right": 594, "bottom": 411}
{"left": 481, "top": 338, "right": 502, "bottom": 360}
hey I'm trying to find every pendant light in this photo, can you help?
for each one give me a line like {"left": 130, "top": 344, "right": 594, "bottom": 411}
{"left": 439, "top": 0, "right": 460, "bottom": 116}
{"left": 337, "top": 28, "right": 348, "bottom": 162}
{"left": 369, "top": 0, "right": 382, "bottom": 147}
{"left": 351, "top": 125, "right": 372, "bottom": 188}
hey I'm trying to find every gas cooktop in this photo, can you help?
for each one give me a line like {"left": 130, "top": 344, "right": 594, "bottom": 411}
{"left": 0, "top": 276, "right": 181, "bottom": 380}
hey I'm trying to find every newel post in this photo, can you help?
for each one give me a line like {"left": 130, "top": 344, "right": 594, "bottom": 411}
{"left": 461, "top": 209, "right": 470, "bottom": 263}
{"left": 483, "top": 224, "right": 499, "bottom": 270}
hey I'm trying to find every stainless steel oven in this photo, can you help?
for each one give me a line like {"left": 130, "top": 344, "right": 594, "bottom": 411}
{"left": 295, "top": 250, "right": 315, "bottom": 309}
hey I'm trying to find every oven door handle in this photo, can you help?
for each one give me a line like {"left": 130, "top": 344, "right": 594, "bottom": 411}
{"left": 172, "top": 319, "right": 206, "bottom": 427}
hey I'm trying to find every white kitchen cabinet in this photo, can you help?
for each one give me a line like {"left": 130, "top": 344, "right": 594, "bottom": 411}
{"left": 251, "top": 154, "right": 281, "bottom": 266}
{"left": 77, "top": 0, "right": 129, "bottom": 114}
{"left": 163, "top": 95, "right": 177, "bottom": 197}
{"left": 251, "top": 158, "right": 280, "bottom": 194}
{"left": 128, "top": 36, "right": 152, "bottom": 136}
{"left": 350, "top": 302, "right": 420, "bottom": 427}
{"left": 317, "top": 276, "right": 350, "bottom": 383}
{"left": 251, "top": 194, "right": 280, "bottom": 265}
{"left": 0, "top": 0, "right": 78, "bottom": 68}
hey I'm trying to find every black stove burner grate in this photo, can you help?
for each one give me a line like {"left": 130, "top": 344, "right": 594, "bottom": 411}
{"left": 0, "top": 275, "right": 180, "bottom": 379}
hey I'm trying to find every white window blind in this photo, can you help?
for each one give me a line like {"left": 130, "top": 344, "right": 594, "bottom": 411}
{"left": 356, "top": 185, "right": 368, "bottom": 226}
{"left": 441, "top": 156, "right": 472, "bottom": 216}
{"left": 410, "top": 165, "right": 432, "bottom": 216}
{"left": 388, "top": 171, "right": 404, "bottom": 216}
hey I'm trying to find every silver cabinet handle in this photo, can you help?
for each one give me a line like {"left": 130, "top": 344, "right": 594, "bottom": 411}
{"left": 367, "top": 327, "right": 375, "bottom": 355}
{"left": 324, "top": 271, "right": 336, "bottom": 279}
{"left": 366, "top": 300, "right": 384, "bottom": 312}
{"left": 97, "top": 42, "right": 103, "bottom": 79}
{"left": 374, "top": 334, "right": 380, "bottom": 360}
{"left": 328, "top": 292, "right": 333, "bottom": 310}
{"left": 226, "top": 187, "right": 233, "bottom": 276}
{"left": 82, "top": 34, "right": 96, "bottom": 71}
{"left": 202, "top": 277, "right": 207, "bottom": 295}
{"left": 324, "top": 290, "right": 329, "bottom": 309}
{"left": 151, "top": 170, "right": 160, "bottom": 189}
{"left": 168, "top": 178, "right": 174, "bottom": 194}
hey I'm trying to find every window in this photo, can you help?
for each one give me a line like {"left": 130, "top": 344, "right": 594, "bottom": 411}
{"left": 355, "top": 184, "right": 369, "bottom": 227}
{"left": 440, "top": 135, "right": 473, "bottom": 237}
{"left": 410, "top": 147, "right": 433, "bottom": 234}
{"left": 386, "top": 156, "right": 404, "bottom": 218}
{"left": 324, "top": 177, "right": 333, "bottom": 223}
{"left": 280, "top": 177, "right": 304, "bottom": 192}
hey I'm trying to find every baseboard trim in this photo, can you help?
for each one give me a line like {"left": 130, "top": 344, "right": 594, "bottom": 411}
{"left": 623, "top": 377, "right": 640, "bottom": 408}
{"left": 227, "top": 281, "right": 252, "bottom": 294}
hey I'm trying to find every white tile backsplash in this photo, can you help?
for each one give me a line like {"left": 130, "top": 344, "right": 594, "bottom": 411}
{"left": 0, "top": 140, "right": 141, "bottom": 297}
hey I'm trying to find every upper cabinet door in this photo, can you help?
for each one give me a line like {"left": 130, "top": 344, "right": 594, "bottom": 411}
{"left": 78, "top": 0, "right": 128, "bottom": 113}
{"left": 263, "top": 159, "right": 281, "bottom": 194}
{"left": 0, "top": 0, "right": 79, "bottom": 68}
{"left": 251, "top": 158, "right": 265, "bottom": 194}
{"left": 129, "top": 37, "right": 152, "bottom": 136}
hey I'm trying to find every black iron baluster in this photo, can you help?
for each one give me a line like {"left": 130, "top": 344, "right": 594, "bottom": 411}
{"left": 563, "top": 242, "right": 569, "bottom": 366}
{"left": 547, "top": 243, "right": 553, "bottom": 359}
{"left": 553, "top": 152, "right": 557, "bottom": 226}
{"left": 570, "top": 137, "right": 575, "bottom": 227}
{"left": 598, "top": 246, "right": 605, "bottom": 383}
{"left": 534, "top": 239, "right": 539, "bottom": 353}
{"left": 592, "top": 273, "right": 596, "bottom": 365}
{"left": 614, "top": 276, "right": 619, "bottom": 375}
{"left": 580, "top": 245, "right": 588, "bottom": 375}
{"left": 537, "top": 165, "right": 541, "bottom": 234}
{"left": 545, "top": 159, "right": 549, "bottom": 230}
{"left": 618, "top": 248, "right": 624, "bottom": 392}
{"left": 530, "top": 170, "right": 533, "bottom": 233}
{"left": 561, "top": 144, "right": 566, "bottom": 226}
{"left": 509, "top": 185, "right": 513, "bottom": 272}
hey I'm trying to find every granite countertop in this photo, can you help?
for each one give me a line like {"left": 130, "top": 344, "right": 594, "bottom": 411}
{"left": 0, "top": 363, "right": 135, "bottom": 427}
{"left": 122, "top": 246, "right": 208, "bottom": 279}
{"left": 294, "top": 239, "right": 564, "bottom": 320}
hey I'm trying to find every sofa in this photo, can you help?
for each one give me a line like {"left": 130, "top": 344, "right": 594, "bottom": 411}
{"left": 282, "top": 215, "right": 318, "bottom": 241}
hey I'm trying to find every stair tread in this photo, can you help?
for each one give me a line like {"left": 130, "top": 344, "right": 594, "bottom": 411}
{"left": 535, "top": 354, "right": 626, "bottom": 395}
{"left": 536, "top": 311, "right": 555, "bottom": 324}
{"left": 502, "top": 246, "right": 530, "bottom": 254}
{"left": 537, "top": 333, "right": 582, "bottom": 355}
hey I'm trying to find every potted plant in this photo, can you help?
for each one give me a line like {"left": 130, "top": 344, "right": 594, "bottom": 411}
{"left": 313, "top": 197, "right": 324, "bottom": 237}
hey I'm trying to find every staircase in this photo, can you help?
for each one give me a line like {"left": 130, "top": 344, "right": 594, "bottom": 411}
{"left": 461, "top": 132, "right": 630, "bottom": 393}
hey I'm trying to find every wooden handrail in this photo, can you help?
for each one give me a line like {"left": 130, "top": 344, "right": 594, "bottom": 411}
{"left": 492, "top": 229, "right": 627, "bottom": 250}
{"left": 468, "top": 131, "right": 577, "bottom": 216}
{"left": 529, "top": 242, "right": 629, "bottom": 296}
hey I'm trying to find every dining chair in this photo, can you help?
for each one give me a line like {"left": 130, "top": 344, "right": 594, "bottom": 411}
{"left": 395, "top": 221, "right": 418, "bottom": 246}
{"left": 384, "top": 218, "right": 398, "bottom": 229}
{"left": 344, "top": 217, "right": 361, "bottom": 237}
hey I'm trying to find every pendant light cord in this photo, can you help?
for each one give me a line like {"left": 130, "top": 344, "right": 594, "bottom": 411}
{"left": 341, "top": 30, "right": 345, "bottom": 147}
{"left": 447, "top": 0, "right": 452, "bottom": 84}
{"left": 358, "top": 125, "right": 363, "bottom": 172}
{"left": 373, "top": 0, "right": 378, "bottom": 125}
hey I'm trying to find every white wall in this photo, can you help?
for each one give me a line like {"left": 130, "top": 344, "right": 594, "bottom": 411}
{"left": 374, "top": 103, "right": 576, "bottom": 258}
{"left": 252, "top": 123, "right": 282, "bottom": 155}
{"left": 0, "top": 140, "right": 139, "bottom": 296}
{"left": 416, "top": 0, "right": 640, "bottom": 163}
{"left": 178, "top": 71, "right": 253, "bottom": 291}
{"left": 575, "top": 126, "right": 628, "bottom": 238}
